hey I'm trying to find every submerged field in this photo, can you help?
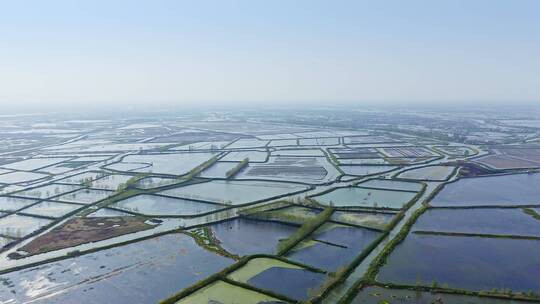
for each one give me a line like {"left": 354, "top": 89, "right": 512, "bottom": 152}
{"left": 377, "top": 234, "right": 540, "bottom": 294}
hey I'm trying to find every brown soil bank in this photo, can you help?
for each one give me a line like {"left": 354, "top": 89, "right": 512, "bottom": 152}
{"left": 13, "top": 216, "right": 154, "bottom": 257}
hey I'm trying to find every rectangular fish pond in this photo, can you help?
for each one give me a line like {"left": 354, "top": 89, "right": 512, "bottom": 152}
{"left": 286, "top": 223, "right": 382, "bottom": 272}
{"left": 377, "top": 234, "right": 540, "bottom": 295}
{"left": 413, "top": 208, "right": 540, "bottom": 237}
{"left": 227, "top": 257, "right": 326, "bottom": 301}
{"left": 110, "top": 194, "right": 223, "bottom": 216}
{"left": 175, "top": 280, "right": 287, "bottom": 304}
{"left": 207, "top": 218, "right": 298, "bottom": 256}
{"left": 431, "top": 173, "right": 540, "bottom": 207}
{"left": 311, "top": 186, "right": 418, "bottom": 209}
{"left": 351, "top": 285, "right": 529, "bottom": 304}
{"left": 159, "top": 180, "right": 309, "bottom": 205}
{"left": 0, "top": 233, "right": 233, "bottom": 304}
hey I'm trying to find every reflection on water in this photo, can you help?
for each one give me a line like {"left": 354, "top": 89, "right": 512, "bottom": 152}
{"left": 0, "top": 233, "right": 232, "bottom": 304}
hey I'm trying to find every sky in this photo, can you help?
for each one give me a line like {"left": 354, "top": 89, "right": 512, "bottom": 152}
{"left": 0, "top": 0, "right": 539, "bottom": 111}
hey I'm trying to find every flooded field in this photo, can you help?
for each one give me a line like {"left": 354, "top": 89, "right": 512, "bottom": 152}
{"left": 0, "top": 171, "right": 49, "bottom": 184}
{"left": 209, "top": 218, "right": 297, "bottom": 256}
{"left": 351, "top": 286, "right": 528, "bottom": 304}
{"left": 431, "top": 173, "right": 540, "bottom": 206}
{"left": 413, "top": 208, "right": 540, "bottom": 237}
{"left": 378, "top": 234, "right": 540, "bottom": 294}
{"left": 228, "top": 257, "right": 326, "bottom": 300}
{"left": 21, "top": 201, "right": 82, "bottom": 218}
{"left": 111, "top": 194, "right": 222, "bottom": 216}
{"left": 14, "top": 184, "right": 81, "bottom": 199}
{"left": 331, "top": 210, "right": 395, "bottom": 229}
{"left": 312, "top": 187, "right": 417, "bottom": 208}
{"left": 175, "top": 280, "right": 285, "bottom": 304}
{"left": 159, "top": 180, "right": 309, "bottom": 205}
{"left": 339, "top": 165, "right": 398, "bottom": 176}
{"left": 286, "top": 224, "right": 381, "bottom": 271}
{"left": 398, "top": 165, "right": 455, "bottom": 181}
{"left": 113, "top": 153, "right": 218, "bottom": 175}
{"left": 134, "top": 176, "right": 180, "bottom": 189}
{"left": 0, "top": 233, "right": 233, "bottom": 304}
{"left": 358, "top": 179, "right": 424, "bottom": 192}
{"left": 54, "top": 189, "right": 114, "bottom": 204}
{"left": 0, "top": 214, "right": 52, "bottom": 238}
{"left": 0, "top": 196, "right": 38, "bottom": 211}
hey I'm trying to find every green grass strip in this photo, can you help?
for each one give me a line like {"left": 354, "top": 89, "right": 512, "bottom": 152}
{"left": 277, "top": 207, "right": 334, "bottom": 256}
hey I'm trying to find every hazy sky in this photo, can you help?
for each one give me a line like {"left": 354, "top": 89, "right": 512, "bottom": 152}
{"left": 1, "top": 0, "right": 539, "bottom": 110}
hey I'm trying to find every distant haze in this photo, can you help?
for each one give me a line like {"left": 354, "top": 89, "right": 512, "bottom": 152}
{"left": 1, "top": 0, "right": 539, "bottom": 111}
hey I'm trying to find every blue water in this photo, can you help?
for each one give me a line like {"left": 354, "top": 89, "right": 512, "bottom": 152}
{"left": 378, "top": 234, "right": 540, "bottom": 294}
{"left": 210, "top": 218, "right": 297, "bottom": 256}
{"left": 413, "top": 208, "right": 540, "bottom": 237}
{"left": 286, "top": 225, "right": 381, "bottom": 272}
{"left": 431, "top": 173, "right": 540, "bottom": 206}
{"left": 0, "top": 233, "right": 232, "bottom": 304}
{"left": 247, "top": 266, "right": 326, "bottom": 300}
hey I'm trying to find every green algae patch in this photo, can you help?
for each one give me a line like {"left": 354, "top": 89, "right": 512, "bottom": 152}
{"left": 227, "top": 257, "right": 303, "bottom": 283}
{"left": 175, "top": 280, "right": 285, "bottom": 304}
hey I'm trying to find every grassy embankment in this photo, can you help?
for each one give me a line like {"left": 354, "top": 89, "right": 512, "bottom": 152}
{"left": 225, "top": 157, "right": 249, "bottom": 178}
{"left": 276, "top": 207, "right": 334, "bottom": 256}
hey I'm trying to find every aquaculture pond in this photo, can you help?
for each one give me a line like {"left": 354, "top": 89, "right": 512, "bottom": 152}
{"left": 199, "top": 161, "right": 239, "bottom": 178}
{"left": 312, "top": 223, "right": 382, "bottom": 248}
{"left": 339, "top": 165, "right": 397, "bottom": 176}
{"left": 40, "top": 161, "right": 92, "bottom": 175}
{"left": 14, "top": 183, "right": 81, "bottom": 199}
{"left": 413, "top": 208, "right": 540, "bottom": 237}
{"left": 89, "top": 174, "right": 135, "bottom": 190}
{"left": 339, "top": 158, "right": 389, "bottom": 165}
{"left": 268, "top": 139, "right": 299, "bottom": 146}
{"left": 377, "top": 234, "right": 540, "bottom": 294}
{"left": 0, "top": 171, "right": 49, "bottom": 184}
{"left": 220, "top": 150, "right": 268, "bottom": 162}
{"left": 0, "top": 236, "right": 13, "bottom": 247}
{"left": 115, "top": 152, "right": 218, "bottom": 175}
{"left": 111, "top": 194, "right": 221, "bottom": 216}
{"left": 0, "top": 196, "right": 38, "bottom": 211}
{"left": 227, "top": 138, "right": 269, "bottom": 149}
{"left": 209, "top": 218, "right": 297, "bottom": 256}
{"left": 331, "top": 210, "right": 395, "bottom": 230}
{"left": 286, "top": 225, "right": 381, "bottom": 272}
{"left": 106, "top": 162, "right": 150, "bottom": 172}
{"left": 134, "top": 176, "right": 180, "bottom": 189}
{"left": 431, "top": 173, "right": 540, "bottom": 206}
{"left": 352, "top": 286, "right": 528, "bottom": 304}
{"left": 228, "top": 257, "right": 325, "bottom": 301}
{"left": 285, "top": 241, "right": 354, "bottom": 272}
{"left": 159, "top": 180, "right": 309, "bottom": 205}
{"left": 299, "top": 137, "right": 339, "bottom": 146}
{"left": 54, "top": 188, "right": 114, "bottom": 204}
{"left": 176, "top": 280, "right": 286, "bottom": 304}
{"left": 272, "top": 149, "right": 324, "bottom": 157}
{"left": 0, "top": 233, "right": 233, "bottom": 304}
{"left": 176, "top": 140, "right": 232, "bottom": 150}
{"left": 21, "top": 201, "right": 82, "bottom": 218}
{"left": 0, "top": 214, "right": 52, "bottom": 238}
{"left": 398, "top": 165, "right": 455, "bottom": 181}
{"left": 312, "top": 187, "right": 417, "bottom": 209}
{"left": 249, "top": 205, "right": 321, "bottom": 225}
{"left": 358, "top": 179, "right": 424, "bottom": 192}
{"left": 59, "top": 171, "right": 107, "bottom": 184}
{"left": 1, "top": 157, "right": 71, "bottom": 171}
{"left": 237, "top": 156, "right": 339, "bottom": 184}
